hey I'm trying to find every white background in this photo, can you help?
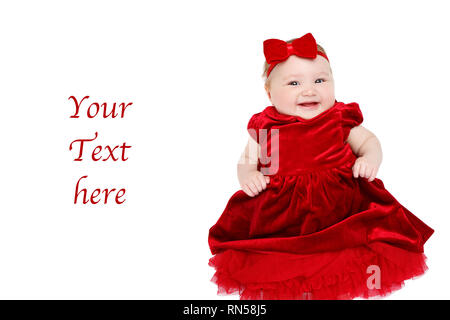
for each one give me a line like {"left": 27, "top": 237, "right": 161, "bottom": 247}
{"left": 0, "top": 0, "right": 448, "bottom": 299}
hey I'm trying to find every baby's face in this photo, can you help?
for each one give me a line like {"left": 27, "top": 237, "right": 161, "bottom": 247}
{"left": 266, "top": 55, "right": 335, "bottom": 119}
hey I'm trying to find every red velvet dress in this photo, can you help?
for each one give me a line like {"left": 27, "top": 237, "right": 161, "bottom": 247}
{"left": 208, "top": 100, "right": 434, "bottom": 300}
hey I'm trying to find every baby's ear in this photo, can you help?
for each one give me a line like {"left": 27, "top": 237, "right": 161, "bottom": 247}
{"left": 264, "top": 86, "right": 271, "bottom": 100}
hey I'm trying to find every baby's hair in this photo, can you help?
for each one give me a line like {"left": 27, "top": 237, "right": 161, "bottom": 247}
{"left": 262, "top": 37, "right": 331, "bottom": 91}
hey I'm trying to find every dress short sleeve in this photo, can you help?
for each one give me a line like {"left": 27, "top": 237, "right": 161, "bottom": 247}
{"left": 247, "top": 112, "right": 261, "bottom": 143}
{"left": 341, "top": 102, "right": 364, "bottom": 142}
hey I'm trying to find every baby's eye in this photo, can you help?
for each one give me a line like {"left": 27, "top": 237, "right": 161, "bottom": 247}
{"left": 315, "top": 78, "right": 325, "bottom": 83}
{"left": 288, "top": 81, "right": 299, "bottom": 86}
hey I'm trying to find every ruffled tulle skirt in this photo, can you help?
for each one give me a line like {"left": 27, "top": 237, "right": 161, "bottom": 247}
{"left": 208, "top": 242, "right": 429, "bottom": 300}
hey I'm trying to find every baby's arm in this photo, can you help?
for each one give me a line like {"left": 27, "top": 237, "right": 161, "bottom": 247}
{"left": 237, "top": 137, "right": 270, "bottom": 197}
{"left": 346, "top": 126, "right": 383, "bottom": 182}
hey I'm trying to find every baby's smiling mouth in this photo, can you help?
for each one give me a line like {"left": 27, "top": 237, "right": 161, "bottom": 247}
{"left": 298, "top": 101, "right": 320, "bottom": 108}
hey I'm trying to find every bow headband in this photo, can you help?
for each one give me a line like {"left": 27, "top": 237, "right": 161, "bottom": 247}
{"left": 263, "top": 33, "right": 329, "bottom": 77}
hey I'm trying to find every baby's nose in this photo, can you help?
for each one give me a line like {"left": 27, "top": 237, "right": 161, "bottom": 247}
{"left": 301, "top": 88, "right": 315, "bottom": 95}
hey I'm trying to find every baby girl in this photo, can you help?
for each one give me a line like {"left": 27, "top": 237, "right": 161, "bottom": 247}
{"left": 238, "top": 34, "right": 382, "bottom": 198}
{"left": 208, "top": 33, "right": 434, "bottom": 300}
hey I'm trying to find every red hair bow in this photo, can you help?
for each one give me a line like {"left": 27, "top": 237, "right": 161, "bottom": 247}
{"left": 263, "top": 33, "right": 329, "bottom": 77}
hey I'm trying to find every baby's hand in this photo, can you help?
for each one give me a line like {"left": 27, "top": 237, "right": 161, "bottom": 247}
{"left": 352, "top": 156, "right": 379, "bottom": 182}
{"left": 239, "top": 171, "right": 270, "bottom": 197}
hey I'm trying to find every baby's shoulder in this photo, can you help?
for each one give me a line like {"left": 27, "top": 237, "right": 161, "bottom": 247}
{"left": 247, "top": 111, "right": 262, "bottom": 129}
{"left": 339, "top": 102, "right": 364, "bottom": 141}
{"left": 247, "top": 110, "right": 263, "bottom": 143}
{"left": 246, "top": 107, "right": 277, "bottom": 143}
{"left": 339, "top": 102, "right": 363, "bottom": 123}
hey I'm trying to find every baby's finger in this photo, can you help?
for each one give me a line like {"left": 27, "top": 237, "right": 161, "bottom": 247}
{"left": 353, "top": 162, "right": 360, "bottom": 178}
{"left": 370, "top": 167, "right": 378, "bottom": 181}
{"left": 257, "top": 174, "right": 267, "bottom": 189}
{"left": 367, "top": 167, "right": 375, "bottom": 182}
{"left": 365, "top": 164, "right": 372, "bottom": 178}
{"left": 373, "top": 167, "right": 378, "bottom": 177}
{"left": 360, "top": 162, "right": 367, "bottom": 178}
{"left": 248, "top": 181, "right": 259, "bottom": 195}
{"left": 243, "top": 185, "right": 255, "bottom": 197}
{"left": 359, "top": 164, "right": 367, "bottom": 179}
{"left": 252, "top": 178, "right": 263, "bottom": 192}
{"left": 265, "top": 176, "right": 270, "bottom": 184}
{"left": 365, "top": 165, "right": 374, "bottom": 178}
